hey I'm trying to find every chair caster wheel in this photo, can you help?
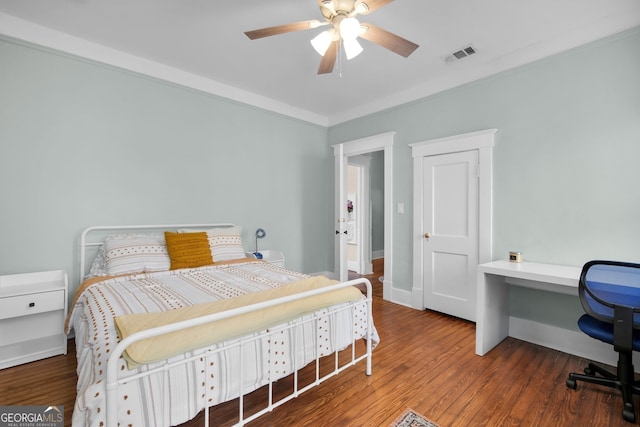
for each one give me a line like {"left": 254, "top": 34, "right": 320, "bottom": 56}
{"left": 584, "top": 367, "right": 594, "bottom": 375}
{"left": 623, "top": 404, "right": 635, "bottom": 422}
{"left": 566, "top": 378, "right": 577, "bottom": 389}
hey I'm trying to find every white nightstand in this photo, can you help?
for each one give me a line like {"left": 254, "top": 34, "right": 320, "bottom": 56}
{"left": 253, "top": 250, "right": 285, "bottom": 268}
{"left": 0, "top": 270, "right": 68, "bottom": 369}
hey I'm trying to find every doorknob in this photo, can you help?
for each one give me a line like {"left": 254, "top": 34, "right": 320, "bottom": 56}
{"left": 424, "top": 232, "right": 431, "bottom": 239}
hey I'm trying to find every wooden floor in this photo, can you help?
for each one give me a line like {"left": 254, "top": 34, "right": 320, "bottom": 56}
{"left": 0, "top": 265, "right": 636, "bottom": 426}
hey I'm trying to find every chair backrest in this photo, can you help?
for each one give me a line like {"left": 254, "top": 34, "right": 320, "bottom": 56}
{"left": 579, "top": 260, "right": 640, "bottom": 328}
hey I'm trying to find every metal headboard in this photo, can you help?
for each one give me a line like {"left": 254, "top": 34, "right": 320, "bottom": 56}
{"left": 79, "top": 223, "right": 236, "bottom": 281}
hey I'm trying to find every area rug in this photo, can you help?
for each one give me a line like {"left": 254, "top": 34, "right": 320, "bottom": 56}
{"left": 390, "top": 408, "right": 441, "bottom": 427}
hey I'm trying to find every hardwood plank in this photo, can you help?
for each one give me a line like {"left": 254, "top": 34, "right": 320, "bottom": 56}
{"left": 372, "top": 257, "right": 384, "bottom": 274}
{"left": 505, "top": 345, "right": 565, "bottom": 424}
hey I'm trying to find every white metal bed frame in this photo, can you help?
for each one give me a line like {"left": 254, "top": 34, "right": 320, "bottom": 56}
{"left": 77, "top": 224, "right": 374, "bottom": 427}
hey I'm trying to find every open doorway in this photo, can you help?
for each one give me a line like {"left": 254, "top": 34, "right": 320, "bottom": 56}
{"left": 333, "top": 132, "right": 394, "bottom": 301}
{"left": 347, "top": 152, "right": 387, "bottom": 278}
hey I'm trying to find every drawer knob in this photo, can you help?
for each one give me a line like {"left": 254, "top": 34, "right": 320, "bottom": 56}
{"left": 29, "top": 302, "right": 35, "bottom": 308}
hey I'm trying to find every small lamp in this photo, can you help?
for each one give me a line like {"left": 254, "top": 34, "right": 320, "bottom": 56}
{"left": 254, "top": 228, "right": 266, "bottom": 259}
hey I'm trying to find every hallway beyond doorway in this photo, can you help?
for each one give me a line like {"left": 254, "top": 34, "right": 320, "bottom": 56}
{"left": 349, "top": 257, "right": 383, "bottom": 298}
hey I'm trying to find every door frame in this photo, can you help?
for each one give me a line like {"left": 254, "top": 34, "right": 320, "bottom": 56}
{"left": 410, "top": 129, "right": 496, "bottom": 310}
{"left": 333, "top": 132, "right": 394, "bottom": 300}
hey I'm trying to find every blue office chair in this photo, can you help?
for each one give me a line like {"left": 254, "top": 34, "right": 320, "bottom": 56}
{"left": 566, "top": 260, "right": 640, "bottom": 422}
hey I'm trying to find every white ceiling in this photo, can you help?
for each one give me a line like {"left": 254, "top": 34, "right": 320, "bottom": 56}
{"left": 1, "top": 0, "right": 639, "bottom": 126}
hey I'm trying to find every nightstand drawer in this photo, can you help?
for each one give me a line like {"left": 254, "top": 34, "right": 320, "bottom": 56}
{"left": 0, "top": 290, "right": 65, "bottom": 320}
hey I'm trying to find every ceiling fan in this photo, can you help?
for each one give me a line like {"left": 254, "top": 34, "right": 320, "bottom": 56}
{"left": 244, "top": 0, "right": 419, "bottom": 74}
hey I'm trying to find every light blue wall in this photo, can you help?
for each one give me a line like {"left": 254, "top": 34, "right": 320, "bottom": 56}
{"left": 329, "top": 27, "right": 640, "bottom": 329}
{"left": 0, "top": 37, "right": 332, "bottom": 300}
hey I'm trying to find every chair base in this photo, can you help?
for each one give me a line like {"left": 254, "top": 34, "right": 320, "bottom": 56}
{"left": 567, "top": 361, "right": 640, "bottom": 423}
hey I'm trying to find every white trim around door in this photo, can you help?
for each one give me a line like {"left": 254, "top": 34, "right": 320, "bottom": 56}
{"left": 410, "top": 129, "right": 496, "bottom": 312}
{"left": 333, "top": 132, "right": 394, "bottom": 301}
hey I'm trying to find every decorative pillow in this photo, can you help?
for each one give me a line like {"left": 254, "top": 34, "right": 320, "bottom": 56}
{"left": 205, "top": 226, "right": 247, "bottom": 262}
{"left": 164, "top": 231, "right": 214, "bottom": 270}
{"left": 87, "top": 244, "right": 108, "bottom": 277}
{"left": 104, "top": 234, "right": 171, "bottom": 275}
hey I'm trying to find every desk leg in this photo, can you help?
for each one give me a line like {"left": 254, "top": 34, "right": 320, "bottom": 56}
{"left": 476, "top": 272, "right": 509, "bottom": 355}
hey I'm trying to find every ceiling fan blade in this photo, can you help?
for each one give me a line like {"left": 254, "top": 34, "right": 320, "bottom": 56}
{"left": 359, "top": 23, "right": 418, "bottom": 57}
{"left": 245, "top": 20, "right": 326, "bottom": 40}
{"left": 318, "top": 40, "right": 339, "bottom": 74}
{"left": 355, "top": 0, "right": 395, "bottom": 15}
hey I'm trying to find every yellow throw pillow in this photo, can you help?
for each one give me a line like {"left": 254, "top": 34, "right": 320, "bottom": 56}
{"left": 164, "top": 231, "right": 214, "bottom": 270}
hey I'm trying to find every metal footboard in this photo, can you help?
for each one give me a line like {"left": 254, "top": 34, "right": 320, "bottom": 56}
{"left": 106, "top": 278, "right": 374, "bottom": 426}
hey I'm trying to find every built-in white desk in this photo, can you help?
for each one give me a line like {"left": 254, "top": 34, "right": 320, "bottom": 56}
{"left": 476, "top": 260, "right": 582, "bottom": 356}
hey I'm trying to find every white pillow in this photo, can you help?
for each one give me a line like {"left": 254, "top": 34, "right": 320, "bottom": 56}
{"left": 104, "top": 234, "right": 170, "bottom": 275}
{"left": 206, "top": 226, "right": 247, "bottom": 261}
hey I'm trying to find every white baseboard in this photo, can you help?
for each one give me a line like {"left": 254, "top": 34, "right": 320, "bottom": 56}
{"left": 509, "top": 316, "right": 640, "bottom": 370}
{"left": 390, "top": 286, "right": 414, "bottom": 308}
{"left": 372, "top": 250, "right": 384, "bottom": 260}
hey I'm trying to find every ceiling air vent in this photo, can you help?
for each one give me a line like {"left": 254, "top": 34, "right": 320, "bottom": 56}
{"left": 444, "top": 45, "right": 477, "bottom": 63}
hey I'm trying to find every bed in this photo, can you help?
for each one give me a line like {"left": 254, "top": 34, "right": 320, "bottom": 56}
{"left": 66, "top": 224, "right": 378, "bottom": 427}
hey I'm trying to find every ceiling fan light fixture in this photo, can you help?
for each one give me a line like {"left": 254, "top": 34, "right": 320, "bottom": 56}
{"left": 245, "top": 0, "right": 418, "bottom": 75}
{"left": 339, "top": 17, "right": 361, "bottom": 40}
{"left": 343, "top": 38, "right": 363, "bottom": 60}
{"left": 311, "top": 29, "right": 334, "bottom": 56}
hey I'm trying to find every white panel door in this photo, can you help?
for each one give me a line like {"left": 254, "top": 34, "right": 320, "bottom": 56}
{"left": 422, "top": 150, "right": 479, "bottom": 321}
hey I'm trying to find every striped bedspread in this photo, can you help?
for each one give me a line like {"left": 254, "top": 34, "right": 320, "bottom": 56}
{"left": 67, "top": 260, "right": 378, "bottom": 427}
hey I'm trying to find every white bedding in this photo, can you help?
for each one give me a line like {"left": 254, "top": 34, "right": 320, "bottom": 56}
{"left": 67, "top": 260, "right": 378, "bottom": 427}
